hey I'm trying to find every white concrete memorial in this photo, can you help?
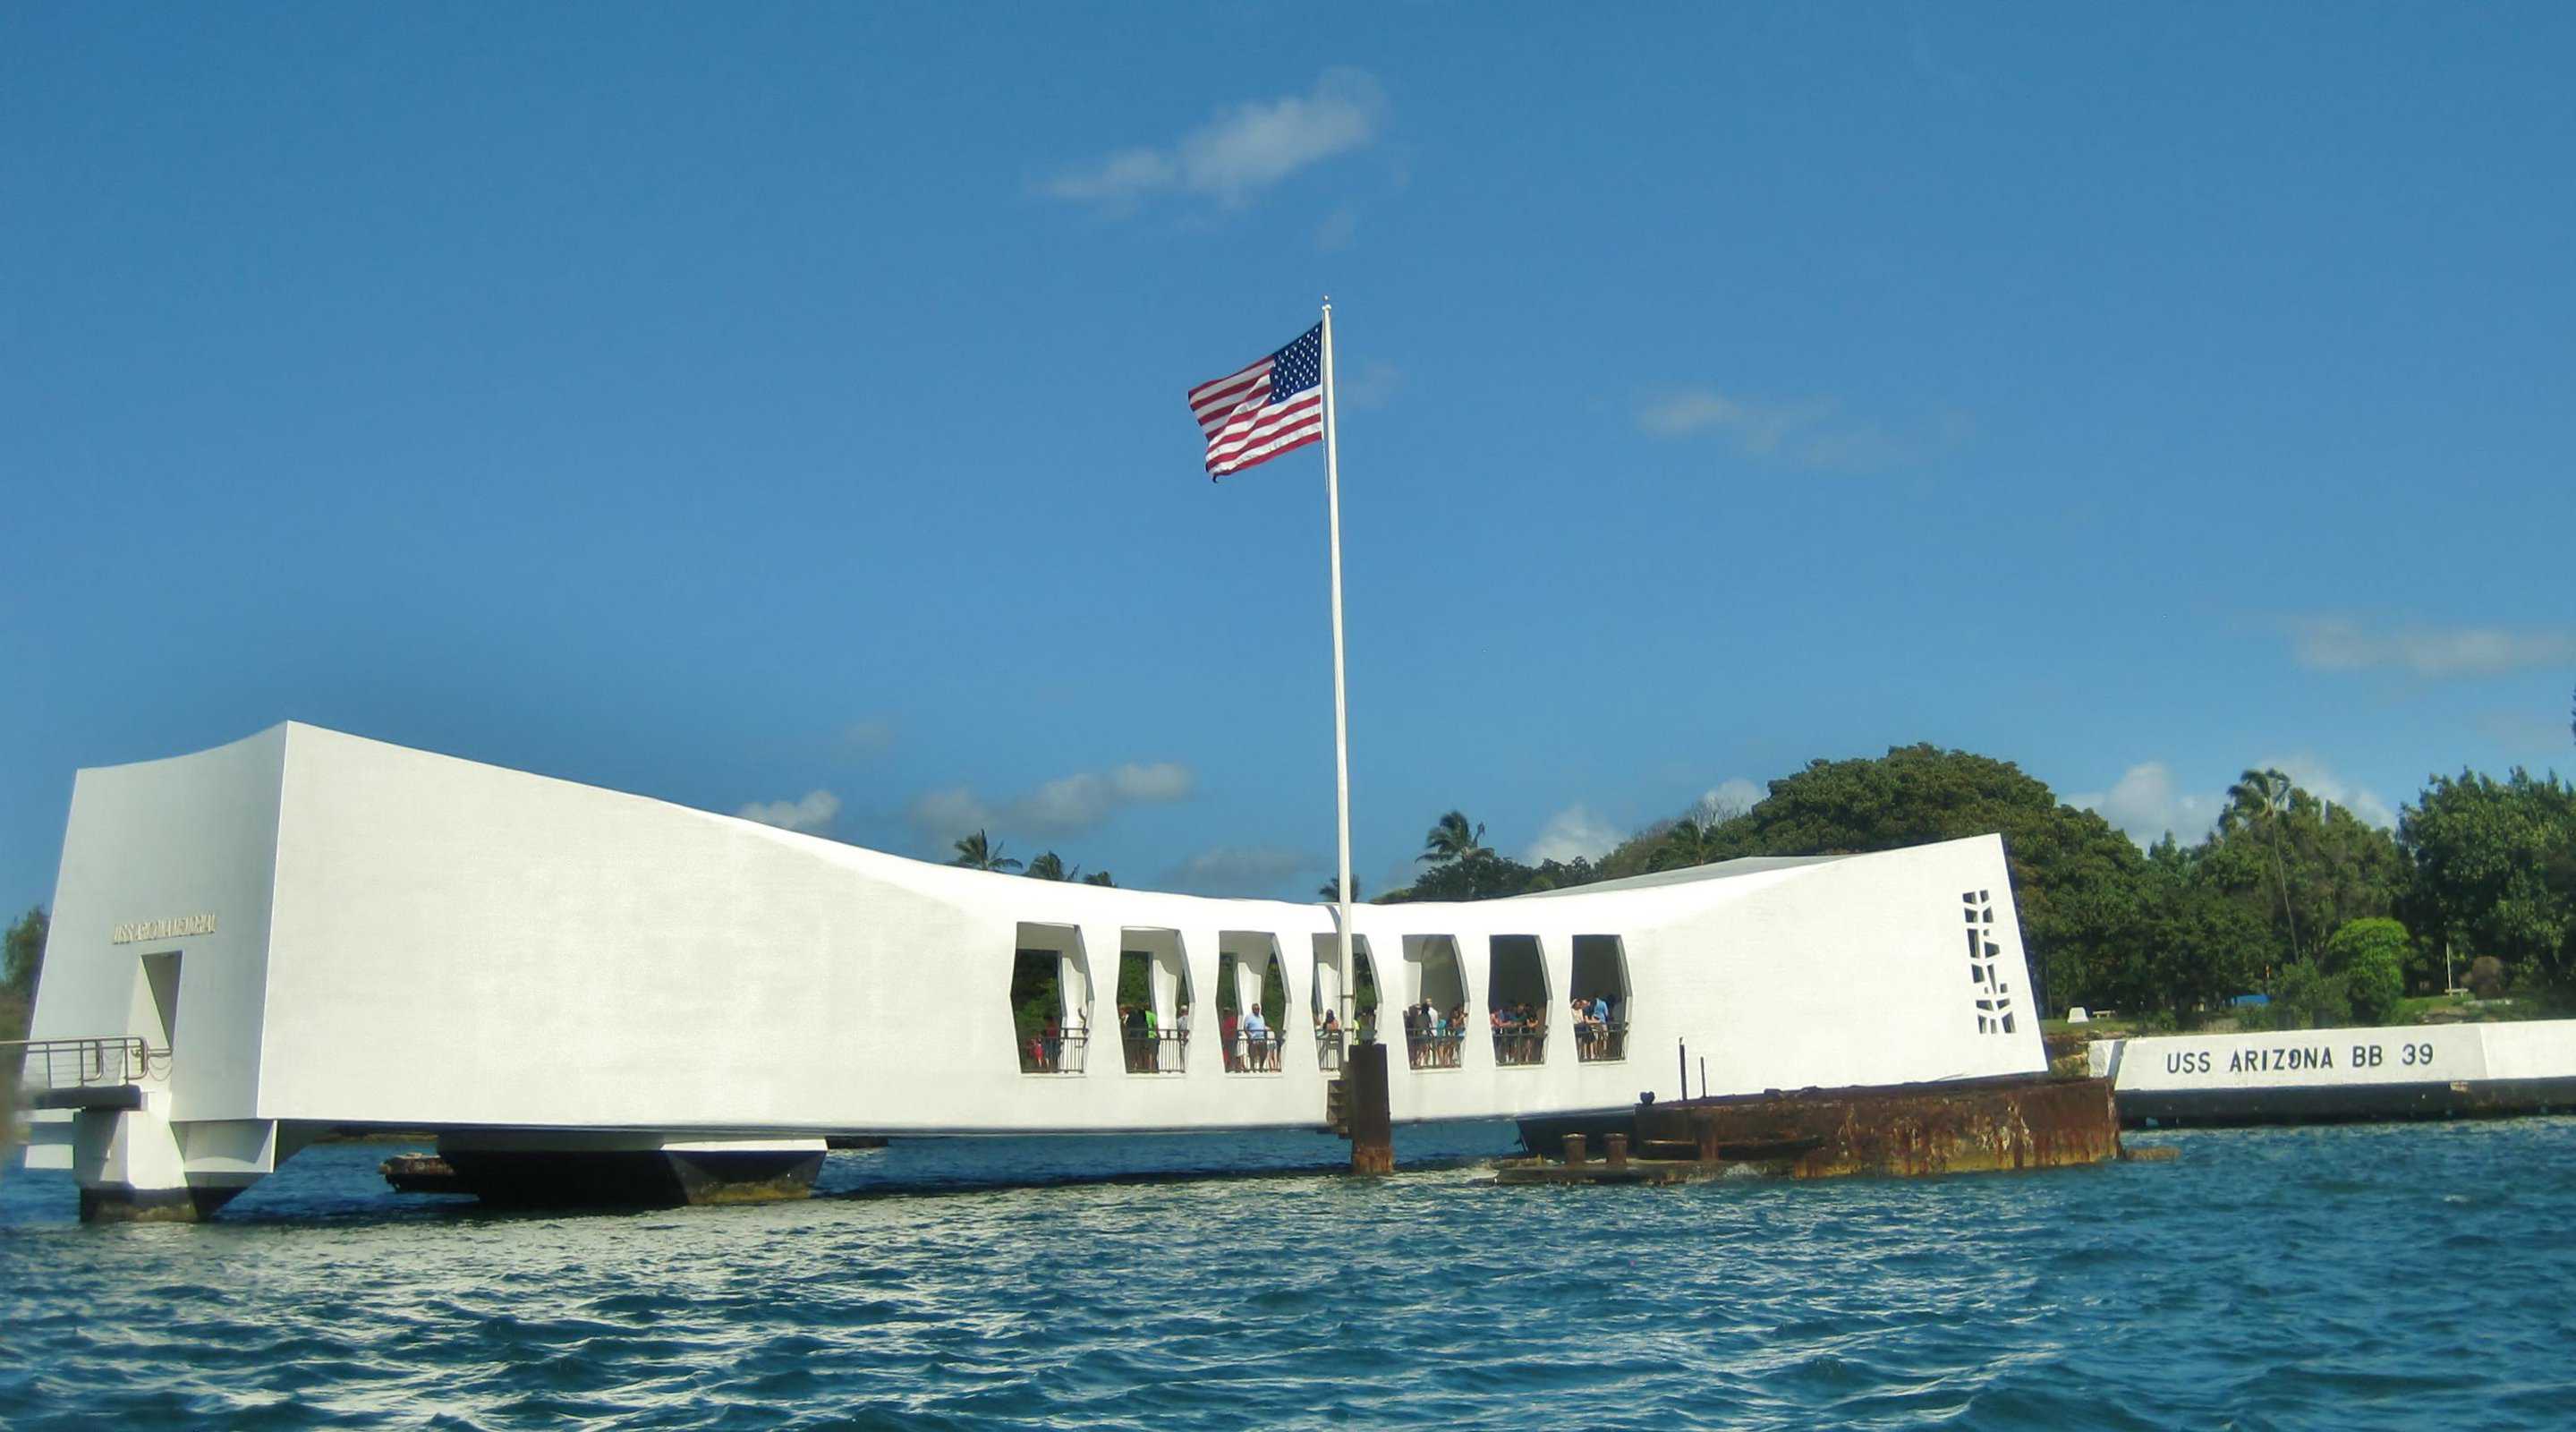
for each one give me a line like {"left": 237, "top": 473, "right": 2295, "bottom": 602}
{"left": 19, "top": 723, "right": 2045, "bottom": 1216}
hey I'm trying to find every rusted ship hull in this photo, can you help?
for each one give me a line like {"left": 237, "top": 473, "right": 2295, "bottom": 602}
{"left": 1502, "top": 1076, "right": 2120, "bottom": 1183}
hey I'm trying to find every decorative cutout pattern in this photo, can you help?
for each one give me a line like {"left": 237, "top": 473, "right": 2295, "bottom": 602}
{"left": 1961, "top": 890, "right": 2016, "bottom": 1035}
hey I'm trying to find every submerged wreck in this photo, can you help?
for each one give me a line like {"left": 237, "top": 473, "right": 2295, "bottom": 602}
{"left": 1498, "top": 1076, "right": 2121, "bottom": 1185}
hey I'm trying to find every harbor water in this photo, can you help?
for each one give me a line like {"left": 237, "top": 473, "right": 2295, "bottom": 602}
{"left": 4, "top": 1119, "right": 2573, "bottom": 1429}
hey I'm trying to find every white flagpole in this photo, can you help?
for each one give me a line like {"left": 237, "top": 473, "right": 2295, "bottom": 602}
{"left": 1322, "top": 299, "right": 1356, "bottom": 1044}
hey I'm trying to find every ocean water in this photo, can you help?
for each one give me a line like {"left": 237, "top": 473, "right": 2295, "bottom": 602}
{"left": 4, "top": 1119, "right": 2573, "bottom": 1430}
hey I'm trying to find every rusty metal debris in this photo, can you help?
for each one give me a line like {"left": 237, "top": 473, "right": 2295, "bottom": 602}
{"left": 1496, "top": 1076, "right": 2121, "bottom": 1185}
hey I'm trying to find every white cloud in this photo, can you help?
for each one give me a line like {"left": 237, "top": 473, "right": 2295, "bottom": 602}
{"left": 905, "top": 762, "right": 1197, "bottom": 848}
{"left": 2287, "top": 615, "right": 2576, "bottom": 678}
{"left": 1041, "top": 69, "right": 1386, "bottom": 209}
{"left": 2072, "top": 763, "right": 2223, "bottom": 848}
{"left": 2257, "top": 752, "right": 2397, "bottom": 831}
{"left": 1525, "top": 805, "right": 1622, "bottom": 865}
{"left": 1636, "top": 388, "right": 1967, "bottom": 472}
{"left": 2074, "top": 755, "right": 2396, "bottom": 849}
{"left": 1038, "top": 148, "right": 1176, "bottom": 205}
{"left": 1696, "top": 779, "right": 1764, "bottom": 821}
{"left": 1161, "top": 845, "right": 1311, "bottom": 898}
{"left": 736, "top": 788, "right": 841, "bottom": 834}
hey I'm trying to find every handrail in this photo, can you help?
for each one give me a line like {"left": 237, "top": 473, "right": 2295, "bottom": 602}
{"left": 1223, "top": 1028, "right": 1286, "bottom": 1073}
{"left": 1017, "top": 1028, "right": 1091, "bottom": 1075}
{"left": 1405, "top": 1031, "right": 1465, "bottom": 1070}
{"left": 1314, "top": 1027, "right": 1347, "bottom": 1073}
{"left": 4, "top": 1036, "right": 166, "bottom": 1088}
{"left": 1577, "top": 1020, "right": 1630, "bottom": 1063}
{"left": 1492, "top": 1026, "right": 1549, "bottom": 1067}
{"left": 1120, "top": 1029, "right": 1190, "bottom": 1073}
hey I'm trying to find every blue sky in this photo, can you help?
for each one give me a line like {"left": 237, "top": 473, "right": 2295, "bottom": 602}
{"left": 6, "top": 4, "right": 2572, "bottom": 914}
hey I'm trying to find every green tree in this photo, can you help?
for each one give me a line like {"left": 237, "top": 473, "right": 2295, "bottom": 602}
{"left": 2222, "top": 768, "right": 2304, "bottom": 964}
{"left": 1024, "top": 851, "right": 1076, "bottom": 882}
{"left": 1650, "top": 816, "right": 1729, "bottom": 872}
{"left": 2096, "top": 859, "right": 2268, "bottom": 1024}
{"left": 2322, "top": 916, "right": 2409, "bottom": 1024}
{"left": 4, "top": 907, "right": 43, "bottom": 1001}
{"left": 1418, "top": 811, "right": 1492, "bottom": 866}
{"left": 1081, "top": 870, "right": 1116, "bottom": 887}
{"left": 1404, "top": 850, "right": 1537, "bottom": 901}
{"left": 2256, "top": 960, "right": 2352, "bottom": 1031}
{"left": 1523, "top": 857, "right": 1600, "bottom": 892}
{"left": 1691, "top": 745, "right": 2149, "bottom": 1015}
{"left": 2400, "top": 769, "right": 2576, "bottom": 989}
{"left": 950, "top": 829, "right": 1023, "bottom": 873}
{"left": 3, "top": 906, "right": 44, "bottom": 1041}
{"left": 1317, "top": 875, "right": 1362, "bottom": 901}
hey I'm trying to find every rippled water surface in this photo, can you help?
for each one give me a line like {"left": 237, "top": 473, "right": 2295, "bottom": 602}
{"left": 6, "top": 1119, "right": 2575, "bottom": 1429}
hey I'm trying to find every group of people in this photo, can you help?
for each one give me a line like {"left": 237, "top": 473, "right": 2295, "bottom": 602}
{"left": 1402, "top": 1001, "right": 1469, "bottom": 1069}
{"left": 1117, "top": 1002, "right": 1190, "bottom": 1073}
{"left": 1571, "top": 993, "right": 1621, "bottom": 1061}
{"left": 1032, "top": 993, "right": 1618, "bottom": 1076}
{"left": 1489, "top": 1002, "right": 1549, "bottom": 1065}
{"left": 1217, "top": 1003, "right": 1285, "bottom": 1071}
{"left": 1022, "top": 1011, "right": 1088, "bottom": 1074}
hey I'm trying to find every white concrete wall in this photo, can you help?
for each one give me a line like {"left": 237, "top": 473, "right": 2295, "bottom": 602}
{"left": 2090, "top": 1021, "right": 2576, "bottom": 1092}
{"left": 35, "top": 725, "right": 2047, "bottom": 1138}
{"left": 27, "top": 727, "right": 285, "bottom": 1125}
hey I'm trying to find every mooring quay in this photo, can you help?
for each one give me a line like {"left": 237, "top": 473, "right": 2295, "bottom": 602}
{"left": 15, "top": 723, "right": 2052, "bottom": 1221}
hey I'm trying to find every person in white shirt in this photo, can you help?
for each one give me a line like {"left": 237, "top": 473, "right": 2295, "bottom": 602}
{"left": 1244, "top": 1004, "right": 1271, "bottom": 1070}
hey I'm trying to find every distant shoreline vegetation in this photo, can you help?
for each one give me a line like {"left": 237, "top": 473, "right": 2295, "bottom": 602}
{"left": 1348, "top": 744, "right": 2574, "bottom": 1034}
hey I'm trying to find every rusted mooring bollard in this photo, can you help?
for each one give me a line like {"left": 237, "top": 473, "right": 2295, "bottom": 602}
{"left": 1561, "top": 1133, "right": 1587, "bottom": 1165}
{"left": 1604, "top": 1133, "right": 1629, "bottom": 1168}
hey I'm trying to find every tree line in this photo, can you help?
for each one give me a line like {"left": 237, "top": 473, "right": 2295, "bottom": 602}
{"left": 1373, "top": 735, "right": 2576, "bottom": 1030}
{"left": 948, "top": 828, "right": 1117, "bottom": 885}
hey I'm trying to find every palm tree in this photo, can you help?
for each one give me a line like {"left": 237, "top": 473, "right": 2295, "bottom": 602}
{"left": 1318, "top": 875, "right": 1363, "bottom": 901}
{"left": 950, "top": 829, "right": 1022, "bottom": 873}
{"left": 1419, "top": 810, "right": 1491, "bottom": 865}
{"left": 1081, "top": 870, "right": 1116, "bottom": 887}
{"left": 1025, "top": 851, "right": 1076, "bottom": 882}
{"left": 1652, "top": 817, "right": 1722, "bottom": 872}
{"left": 2224, "top": 768, "right": 2301, "bottom": 963}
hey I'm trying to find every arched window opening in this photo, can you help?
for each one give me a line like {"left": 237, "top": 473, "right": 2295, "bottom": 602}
{"left": 1009, "top": 923, "right": 1092, "bottom": 1075}
{"left": 1570, "top": 934, "right": 1631, "bottom": 1063}
{"left": 1487, "top": 935, "right": 1550, "bottom": 1067}
{"left": 1117, "top": 929, "right": 1193, "bottom": 1073}
{"left": 1308, "top": 934, "right": 1379, "bottom": 1071}
{"left": 1399, "top": 934, "right": 1468, "bottom": 1070}
{"left": 1217, "top": 932, "right": 1290, "bottom": 1073}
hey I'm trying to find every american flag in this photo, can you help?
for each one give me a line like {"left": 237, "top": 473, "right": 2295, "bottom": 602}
{"left": 1186, "top": 323, "right": 1323, "bottom": 479}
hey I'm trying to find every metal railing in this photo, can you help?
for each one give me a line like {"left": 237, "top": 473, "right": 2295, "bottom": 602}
{"left": 1017, "top": 1029, "right": 1090, "bottom": 1075}
{"left": 1492, "top": 1025, "right": 1548, "bottom": 1067}
{"left": 1314, "top": 1028, "right": 1346, "bottom": 1073}
{"left": 1406, "top": 1031, "right": 1464, "bottom": 1070}
{"left": 6, "top": 1036, "right": 164, "bottom": 1089}
{"left": 1224, "top": 1029, "right": 1285, "bottom": 1072}
{"left": 1576, "top": 1021, "right": 1629, "bottom": 1063}
{"left": 1121, "top": 1030, "right": 1189, "bottom": 1074}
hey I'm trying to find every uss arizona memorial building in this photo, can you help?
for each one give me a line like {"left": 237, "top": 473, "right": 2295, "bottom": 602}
{"left": 23, "top": 723, "right": 2046, "bottom": 1214}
